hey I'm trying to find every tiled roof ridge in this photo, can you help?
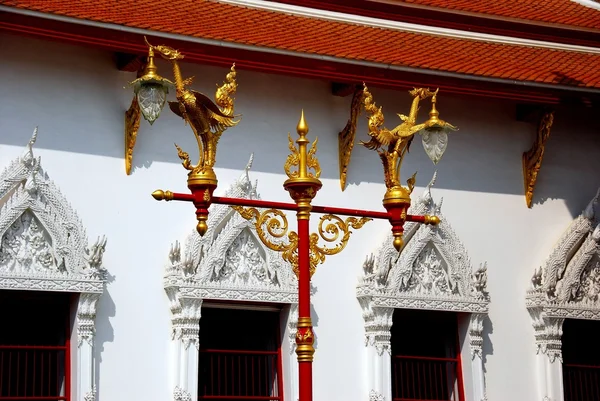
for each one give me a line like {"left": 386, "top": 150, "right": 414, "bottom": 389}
{"left": 394, "top": 0, "right": 600, "bottom": 31}
{"left": 1, "top": 0, "right": 600, "bottom": 89}
{"left": 218, "top": 0, "right": 600, "bottom": 54}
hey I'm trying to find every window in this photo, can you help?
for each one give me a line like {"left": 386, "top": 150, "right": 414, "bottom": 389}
{"left": 198, "top": 305, "right": 284, "bottom": 401}
{"left": 0, "top": 290, "right": 72, "bottom": 401}
{"left": 391, "top": 309, "right": 464, "bottom": 401}
{"left": 562, "top": 318, "right": 600, "bottom": 401}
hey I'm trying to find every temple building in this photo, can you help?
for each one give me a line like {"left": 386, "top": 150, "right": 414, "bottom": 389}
{"left": 0, "top": 1, "right": 599, "bottom": 401}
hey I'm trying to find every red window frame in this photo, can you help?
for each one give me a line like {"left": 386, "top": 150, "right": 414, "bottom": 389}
{"left": 390, "top": 309, "right": 465, "bottom": 401}
{"left": 563, "top": 363, "right": 600, "bottom": 401}
{"left": 198, "top": 304, "right": 285, "bottom": 401}
{"left": 0, "top": 291, "right": 71, "bottom": 401}
{"left": 562, "top": 318, "right": 600, "bottom": 401}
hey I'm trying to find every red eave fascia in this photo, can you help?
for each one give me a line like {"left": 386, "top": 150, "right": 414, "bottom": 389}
{"left": 267, "top": 0, "right": 600, "bottom": 48}
{"left": 0, "top": 11, "right": 596, "bottom": 106}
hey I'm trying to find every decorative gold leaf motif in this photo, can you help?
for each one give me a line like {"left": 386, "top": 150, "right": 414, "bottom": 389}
{"left": 174, "top": 143, "right": 192, "bottom": 171}
{"left": 284, "top": 133, "right": 301, "bottom": 179}
{"left": 284, "top": 135, "right": 321, "bottom": 180}
{"left": 306, "top": 138, "right": 321, "bottom": 179}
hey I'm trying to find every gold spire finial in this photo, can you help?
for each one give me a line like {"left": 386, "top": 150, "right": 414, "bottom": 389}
{"left": 284, "top": 110, "right": 321, "bottom": 181}
{"left": 297, "top": 109, "right": 309, "bottom": 138}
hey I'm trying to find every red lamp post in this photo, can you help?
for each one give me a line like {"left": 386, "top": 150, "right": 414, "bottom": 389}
{"left": 131, "top": 40, "right": 455, "bottom": 401}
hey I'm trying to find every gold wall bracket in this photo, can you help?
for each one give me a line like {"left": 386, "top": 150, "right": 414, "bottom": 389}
{"left": 124, "top": 65, "right": 146, "bottom": 175}
{"left": 522, "top": 110, "right": 555, "bottom": 208}
{"left": 338, "top": 87, "right": 364, "bottom": 191}
{"left": 125, "top": 96, "right": 142, "bottom": 175}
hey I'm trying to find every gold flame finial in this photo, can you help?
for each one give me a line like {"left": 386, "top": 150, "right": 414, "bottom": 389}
{"left": 297, "top": 109, "right": 309, "bottom": 137}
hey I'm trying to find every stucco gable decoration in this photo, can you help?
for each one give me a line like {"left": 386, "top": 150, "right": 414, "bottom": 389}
{"left": 357, "top": 173, "right": 489, "bottom": 401}
{"left": 0, "top": 128, "right": 107, "bottom": 294}
{"left": 526, "top": 188, "right": 600, "bottom": 362}
{"left": 165, "top": 155, "right": 297, "bottom": 302}
{"left": 357, "top": 173, "right": 490, "bottom": 315}
{"left": 0, "top": 128, "right": 108, "bottom": 401}
{"left": 165, "top": 155, "right": 298, "bottom": 346}
{"left": 165, "top": 155, "right": 300, "bottom": 401}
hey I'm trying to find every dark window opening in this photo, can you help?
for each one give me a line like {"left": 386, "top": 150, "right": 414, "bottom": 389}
{"left": 562, "top": 318, "right": 600, "bottom": 401}
{"left": 0, "top": 290, "right": 71, "bottom": 401}
{"left": 391, "top": 309, "right": 464, "bottom": 401}
{"left": 198, "top": 306, "right": 283, "bottom": 401}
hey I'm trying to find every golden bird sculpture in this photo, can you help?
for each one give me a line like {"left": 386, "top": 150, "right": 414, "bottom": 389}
{"left": 361, "top": 84, "right": 457, "bottom": 191}
{"left": 147, "top": 39, "right": 240, "bottom": 174}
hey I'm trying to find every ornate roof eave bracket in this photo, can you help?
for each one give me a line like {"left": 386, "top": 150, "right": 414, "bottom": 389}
{"left": 521, "top": 108, "right": 555, "bottom": 208}
{"left": 337, "top": 85, "right": 364, "bottom": 191}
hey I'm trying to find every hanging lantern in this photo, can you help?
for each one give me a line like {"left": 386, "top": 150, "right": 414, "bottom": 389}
{"left": 420, "top": 92, "right": 458, "bottom": 164}
{"left": 130, "top": 46, "right": 173, "bottom": 124}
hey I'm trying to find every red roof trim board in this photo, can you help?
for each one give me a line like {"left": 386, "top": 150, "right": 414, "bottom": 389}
{"left": 1, "top": 0, "right": 599, "bottom": 93}
{"left": 3, "top": 11, "right": 588, "bottom": 106}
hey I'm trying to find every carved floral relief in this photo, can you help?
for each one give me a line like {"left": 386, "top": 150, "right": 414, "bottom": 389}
{"left": 358, "top": 173, "right": 490, "bottom": 313}
{"left": 164, "top": 155, "right": 299, "bottom": 401}
{"left": 526, "top": 188, "right": 600, "bottom": 362}
{"left": 357, "top": 172, "right": 489, "bottom": 401}
{"left": 0, "top": 128, "right": 108, "bottom": 401}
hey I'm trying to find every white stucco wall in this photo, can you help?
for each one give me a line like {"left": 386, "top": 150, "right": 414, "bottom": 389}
{"left": 1, "top": 32, "right": 599, "bottom": 401}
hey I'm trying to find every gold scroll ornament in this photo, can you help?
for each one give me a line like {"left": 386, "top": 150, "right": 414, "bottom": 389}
{"left": 234, "top": 112, "right": 370, "bottom": 277}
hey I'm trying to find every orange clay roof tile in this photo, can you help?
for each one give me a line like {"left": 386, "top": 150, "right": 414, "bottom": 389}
{"left": 397, "top": 0, "right": 600, "bottom": 30}
{"left": 1, "top": 0, "right": 600, "bottom": 88}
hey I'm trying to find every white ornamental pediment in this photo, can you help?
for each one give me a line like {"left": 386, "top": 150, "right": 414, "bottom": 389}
{"left": 164, "top": 154, "right": 297, "bottom": 305}
{"left": 526, "top": 188, "right": 600, "bottom": 317}
{"left": 525, "top": 190, "right": 600, "bottom": 401}
{"left": 357, "top": 173, "right": 490, "bottom": 315}
{"left": 0, "top": 129, "right": 107, "bottom": 294}
{"left": 357, "top": 173, "right": 490, "bottom": 400}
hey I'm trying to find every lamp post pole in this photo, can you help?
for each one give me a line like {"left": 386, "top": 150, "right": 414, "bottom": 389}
{"left": 133, "top": 40, "right": 455, "bottom": 401}
{"left": 282, "top": 114, "right": 322, "bottom": 401}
